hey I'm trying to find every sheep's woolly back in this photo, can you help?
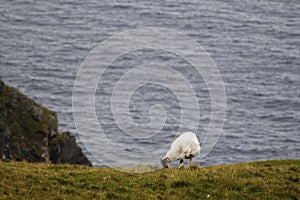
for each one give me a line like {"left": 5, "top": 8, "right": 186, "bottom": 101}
{"left": 163, "top": 132, "right": 200, "bottom": 162}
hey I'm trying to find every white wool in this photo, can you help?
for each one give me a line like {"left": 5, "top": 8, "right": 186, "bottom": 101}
{"left": 163, "top": 132, "right": 200, "bottom": 162}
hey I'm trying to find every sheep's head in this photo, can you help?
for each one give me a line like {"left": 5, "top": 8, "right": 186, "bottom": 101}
{"left": 161, "top": 156, "right": 170, "bottom": 168}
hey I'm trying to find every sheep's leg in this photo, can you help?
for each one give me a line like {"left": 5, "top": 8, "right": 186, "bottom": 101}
{"left": 189, "top": 157, "right": 192, "bottom": 165}
{"left": 179, "top": 159, "right": 184, "bottom": 168}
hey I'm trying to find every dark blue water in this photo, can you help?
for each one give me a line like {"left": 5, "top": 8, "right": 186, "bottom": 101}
{"left": 0, "top": 0, "right": 299, "bottom": 167}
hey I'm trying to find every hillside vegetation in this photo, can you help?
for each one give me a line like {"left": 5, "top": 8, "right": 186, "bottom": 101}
{"left": 0, "top": 79, "right": 90, "bottom": 166}
{"left": 0, "top": 159, "right": 299, "bottom": 199}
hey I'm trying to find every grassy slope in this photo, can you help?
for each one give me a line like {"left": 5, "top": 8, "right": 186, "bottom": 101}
{"left": 0, "top": 160, "right": 299, "bottom": 200}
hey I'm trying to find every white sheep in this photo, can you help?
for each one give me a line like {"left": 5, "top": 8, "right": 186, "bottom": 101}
{"left": 161, "top": 131, "right": 200, "bottom": 168}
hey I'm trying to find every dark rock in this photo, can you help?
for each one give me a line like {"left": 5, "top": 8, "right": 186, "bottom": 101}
{"left": 48, "top": 131, "right": 91, "bottom": 166}
{"left": 0, "top": 79, "right": 91, "bottom": 166}
{"left": 0, "top": 80, "right": 4, "bottom": 95}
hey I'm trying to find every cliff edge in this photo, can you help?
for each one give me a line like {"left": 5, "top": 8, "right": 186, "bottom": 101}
{"left": 0, "top": 79, "right": 91, "bottom": 166}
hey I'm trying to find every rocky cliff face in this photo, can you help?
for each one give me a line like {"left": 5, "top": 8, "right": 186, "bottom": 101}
{"left": 0, "top": 80, "right": 91, "bottom": 166}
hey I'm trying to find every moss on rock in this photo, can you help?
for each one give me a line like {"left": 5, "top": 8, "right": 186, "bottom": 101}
{"left": 0, "top": 79, "right": 91, "bottom": 166}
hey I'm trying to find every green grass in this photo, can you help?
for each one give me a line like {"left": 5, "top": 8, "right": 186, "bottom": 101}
{"left": 0, "top": 160, "right": 299, "bottom": 200}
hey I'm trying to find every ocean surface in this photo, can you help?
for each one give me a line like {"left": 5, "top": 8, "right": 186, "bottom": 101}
{"left": 1, "top": 0, "right": 299, "bottom": 167}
